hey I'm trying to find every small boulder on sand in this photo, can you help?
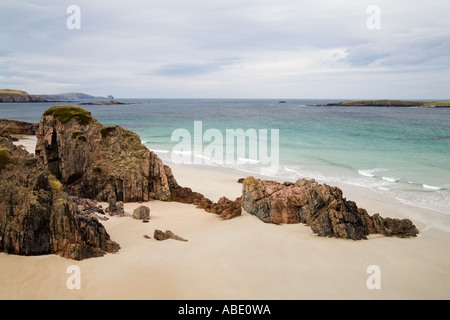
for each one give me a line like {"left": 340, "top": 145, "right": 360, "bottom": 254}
{"left": 132, "top": 206, "right": 150, "bottom": 220}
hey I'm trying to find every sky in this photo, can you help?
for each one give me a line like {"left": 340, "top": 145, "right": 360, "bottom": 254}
{"left": 1, "top": 0, "right": 449, "bottom": 99}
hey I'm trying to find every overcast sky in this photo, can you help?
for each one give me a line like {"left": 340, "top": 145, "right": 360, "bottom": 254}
{"left": 1, "top": 0, "right": 449, "bottom": 99}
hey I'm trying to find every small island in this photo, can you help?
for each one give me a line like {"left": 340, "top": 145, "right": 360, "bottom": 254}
{"left": 323, "top": 100, "right": 450, "bottom": 108}
{"left": 79, "top": 100, "right": 128, "bottom": 106}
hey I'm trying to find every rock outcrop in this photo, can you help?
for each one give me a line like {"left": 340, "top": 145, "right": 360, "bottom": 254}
{"left": 0, "top": 135, "right": 120, "bottom": 260}
{"left": 35, "top": 106, "right": 178, "bottom": 202}
{"left": 172, "top": 186, "right": 242, "bottom": 220}
{"left": 132, "top": 206, "right": 150, "bottom": 220}
{"left": 80, "top": 100, "right": 127, "bottom": 106}
{"left": 154, "top": 230, "right": 188, "bottom": 242}
{"left": 0, "top": 119, "right": 39, "bottom": 135}
{"left": 242, "top": 177, "right": 419, "bottom": 240}
{"left": 35, "top": 105, "right": 243, "bottom": 220}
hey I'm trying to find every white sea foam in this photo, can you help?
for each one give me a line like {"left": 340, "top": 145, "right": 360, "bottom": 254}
{"left": 358, "top": 168, "right": 386, "bottom": 178}
{"left": 423, "top": 184, "right": 442, "bottom": 190}
{"left": 193, "top": 153, "right": 213, "bottom": 162}
{"left": 382, "top": 177, "right": 399, "bottom": 183}
{"left": 260, "top": 167, "right": 279, "bottom": 177}
{"left": 238, "top": 158, "right": 260, "bottom": 164}
{"left": 358, "top": 170, "right": 375, "bottom": 177}
{"left": 151, "top": 149, "right": 170, "bottom": 154}
{"left": 172, "top": 150, "right": 192, "bottom": 155}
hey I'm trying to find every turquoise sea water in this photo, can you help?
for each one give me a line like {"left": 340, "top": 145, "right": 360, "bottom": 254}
{"left": 1, "top": 99, "right": 449, "bottom": 215}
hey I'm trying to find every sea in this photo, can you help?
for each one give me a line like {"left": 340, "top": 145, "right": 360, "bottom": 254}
{"left": 1, "top": 99, "right": 449, "bottom": 215}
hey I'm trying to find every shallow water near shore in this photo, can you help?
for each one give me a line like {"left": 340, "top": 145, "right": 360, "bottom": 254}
{"left": 2, "top": 99, "right": 449, "bottom": 215}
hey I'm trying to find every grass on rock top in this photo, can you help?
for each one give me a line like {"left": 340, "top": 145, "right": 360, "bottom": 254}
{"left": 43, "top": 105, "right": 92, "bottom": 125}
{"left": 0, "top": 89, "right": 29, "bottom": 95}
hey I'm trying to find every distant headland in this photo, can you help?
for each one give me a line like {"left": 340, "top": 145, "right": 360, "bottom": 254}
{"left": 321, "top": 100, "right": 450, "bottom": 108}
{"left": 0, "top": 89, "right": 46, "bottom": 103}
{"left": 0, "top": 89, "right": 114, "bottom": 103}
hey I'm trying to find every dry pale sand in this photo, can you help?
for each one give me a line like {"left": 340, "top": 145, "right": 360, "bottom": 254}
{"left": 11, "top": 134, "right": 37, "bottom": 154}
{"left": 1, "top": 138, "right": 449, "bottom": 300}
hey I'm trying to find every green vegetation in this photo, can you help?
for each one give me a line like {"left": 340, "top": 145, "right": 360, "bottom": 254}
{"left": 43, "top": 106, "right": 92, "bottom": 125}
{"left": 24, "top": 157, "right": 38, "bottom": 166}
{"left": 128, "top": 136, "right": 146, "bottom": 151}
{"left": 71, "top": 132, "right": 87, "bottom": 142}
{"left": 0, "top": 89, "right": 29, "bottom": 95}
{"left": 334, "top": 100, "right": 450, "bottom": 107}
{"left": 71, "top": 131, "right": 82, "bottom": 139}
{"left": 93, "top": 166, "right": 102, "bottom": 173}
{"left": 100, "top": 126, "right": 117, "bottom": 138}
{"left": 0, "top": 147, "right": 12, "bottom": 169}
{"left": 48, "top": 174, "right": 63, "bottom": 193}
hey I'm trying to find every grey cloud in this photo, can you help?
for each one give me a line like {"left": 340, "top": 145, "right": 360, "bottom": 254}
{"left": 1, "top": 0, "right": 450, "bottom": 98}
{"left": 343, "top": 29, "right": 450, "bottom": 68}
{"left": 149, "top": 60, "right": 238, "bottom": 77}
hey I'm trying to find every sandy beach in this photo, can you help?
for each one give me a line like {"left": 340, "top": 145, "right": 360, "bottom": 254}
{"left": 1, "top": 137, "right": 449, "bottom": 300}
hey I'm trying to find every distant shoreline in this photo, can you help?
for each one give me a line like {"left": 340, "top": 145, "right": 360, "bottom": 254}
{"left": 318, "top": 100, "right": 450, "bottom": 108}
{"left": 0, "top": 89, "right": 112, "bottom": 103}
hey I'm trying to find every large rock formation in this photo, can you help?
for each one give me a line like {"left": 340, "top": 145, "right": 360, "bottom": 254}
{"left": 35, "top": 106, "right": 242, "bottom": 219}
{"left": 0, "top": 135, "right": 120, "bottom": 260}
{"left": 0, "top": 119, "right": 39, "bottom": 135}
{"left": 242, "top": 177, "right": 418, "bottom": 240}
{"left": 35, "top": 106, "right": 178, "bottom": 202}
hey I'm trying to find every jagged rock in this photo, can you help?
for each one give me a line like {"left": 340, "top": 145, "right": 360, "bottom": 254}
{"left": 132, "top": 206, "right": 150, "bottom": 220}
{"left": 154, "top": 230, "right": 188, "bottom": 242}
{"left": 0, "top": 119, "right": 39, "bottom": 135}
{"left": 143, "top": 234, "right": 151, "bottom": 239}
{"left": 370, "top": 214, "right": 419, "bottom": 238}
{"left": 172, "top": 186, "right": 242, "bottom": 220}
{"left": 0, "top": 136, "right": 120, "bottom": 260}
{"left": 116, "top": 201, "right": 125, "bottom": 217}
{"left": 154, "top": 230, "right": 168, "bottom": 241}
{"left": 35, "top": 106, "right": 178, "bottom": 202}
{"left": 106, "top": 193, "right": 117, "bottom": 215}
{"left": 242, "top": 177, "right": 419, "bottom": 240}
{"left": 213, "top": 197, "right": 243, "bottom": 220}
{"left": 69, "top": 196, "right": 103, "bottom": 215}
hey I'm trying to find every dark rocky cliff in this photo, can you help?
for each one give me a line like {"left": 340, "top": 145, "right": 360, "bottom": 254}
{"left": 0, "top": 134, "right": 120, "bottom": 260}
